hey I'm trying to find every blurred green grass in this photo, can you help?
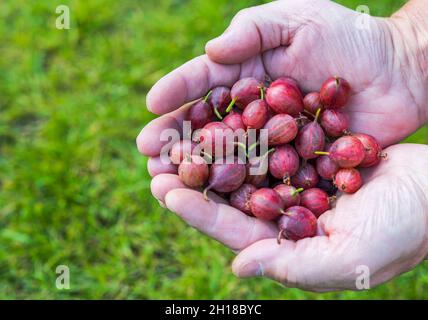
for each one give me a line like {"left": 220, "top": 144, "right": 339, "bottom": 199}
{"left": 0, "top": 0, "right": 427, "bottom": 299}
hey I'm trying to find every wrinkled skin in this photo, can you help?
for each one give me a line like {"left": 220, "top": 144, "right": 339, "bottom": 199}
{"left": 137, "top": 0, "right": 428, "bottom": 291}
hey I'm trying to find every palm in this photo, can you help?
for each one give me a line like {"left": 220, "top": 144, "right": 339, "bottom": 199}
{"left": 138, "top": 0, "right": 428, "bottom": 291}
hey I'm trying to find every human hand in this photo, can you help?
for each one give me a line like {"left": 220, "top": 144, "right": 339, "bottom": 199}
{"left": 142, "top": 0, "right": 428, "bottom": 157}
{"left": 149, "top": 144, "right": 428, "bottom": 291}
{"left": 137, "top": 0, "right": 428, "bottom": 291}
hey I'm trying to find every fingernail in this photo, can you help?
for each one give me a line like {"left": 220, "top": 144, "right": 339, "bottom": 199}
{"left": 235, "top": 261, "right": 264, "bottom": 277}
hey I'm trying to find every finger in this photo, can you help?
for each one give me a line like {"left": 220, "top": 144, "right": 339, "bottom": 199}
{"left": 146, "top": 55, "right": 241, "bottom": 115}
{"left": 164, "top": 188, "right": 278, "bottom": 251}
{"left": 136, "top": 101, "right": 193, "bottom": 157}
{"left": 232, "top": 234, "right": 363, "bottom": 291}
{"left": 147, "top": 157, "right": 177, "bottom": 177}
{"left": 151, "top": 174, "right": 187, "bottom": 203}
{"left": 205, "top": 2, "right": 293, "bottom": 64}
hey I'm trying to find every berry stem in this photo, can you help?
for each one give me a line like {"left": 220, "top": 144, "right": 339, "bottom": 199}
{"left": 277, "top": 229, "right": 284, "bottom": 245}
{"left": 314, "top": 151, "right": 329, "bottom": 156}
{"left": 203, "top": 187, "right": 210, "bottom": 201}
{"left": 246, "top": 141, "right": 261, "bottom": 159}
{"left": 234, "top": 142, "right": 250, "bottom": 159}
{"left": 200, "top": 151, "right": 212, "bottom": 161}
{"left": 226, "top": 98, "right": 236, "bottom": 113}
{"left": 334, "top": 76, "right": 340, "bottom": 87}
{"left": 379, "top": 152, "right": 388, "bottom": 159}
{"left": 314, "top": 108, "right": 322, "bottom": 123}
{"left": 279, "top": 209, "right": 291, "bottom": 216}
{"left": 260, "top": 87, "right": 265, "bottom": 100}
{"left": 291, "top": 187, "right": 304, "bottom": 197}
{"left": 213, "top": 107, "right": 223, "bottom": 120}
{"left": 203, "top": 90, "right": 212, "bottom": 103}
{"left": 248, "top": 141, "right": 260, "bottom": 152}
{"left": 262, "top": 148, "right": 275, "bottom": 159}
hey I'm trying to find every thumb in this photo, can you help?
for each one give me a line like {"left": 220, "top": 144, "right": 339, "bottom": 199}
{"left": 232, "top": 235, "right": 364, "bottom": 292}
{"left": 205, "top": 2, "right": 291, "bottom": 64}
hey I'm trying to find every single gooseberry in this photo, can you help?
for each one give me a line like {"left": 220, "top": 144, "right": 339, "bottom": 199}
{"left": 303, "top": 92, "right": 322, "bottom": 115}
{"left": 250, "top": 188, "right": 285, "bottom": 221}
{"left": 263, "top": 114, "right": 298, "bottom": 146}
{"left": 170, "top": 140, "right": 198, "bottom": 165}
{"left": 230, "top": 183, "right": 257, "bottom": 216}
{"left": 266, "top": 77, "right": 304, "bottom": 116}
{"left": 273, "top": 184, "right": 304, "bottom": 209}
{"left": 334, "top": 168, "right": 363, "bottom": 194}
{"left": 203, "top": 160, "right": 246, "bottom": 198}
{"left": 207, "top": 86, "right": 232, "bottom": 119}
{"left": 320, "top": 76, "right": 351, "bottom": 109}
{"left": 291, "top": 163, "right": 320, "bottom": 189}
{"left": 268, "top": 145, "right": 300, "bottom": 183}
{"left": 300, "top": 188, "right": 333, "bottom": 218}
{"left": 188, "top": 99, "right": 213, "bottom": 129}
{"left": 178, "top": 155, "right": 209, "bottom": 188}
{"left": 227, "top": 77, "right": 263, "bottom": 111}
{"left": 353, "top": 133, "right": 387, "bottom": 167}
{"left": 315, "top": 136, "right": 365, "bottom": 168}
{"left": 277, "top": 206, "right": 317, "bottom": 242}
{"left": 242, "top": 99, "right": 269, "bottom": 129}
{"left": 320, "top": 109, "right": 349, "bottom": 137}
{"left": 295, "top": 109, "right": 325, "bottom": 159}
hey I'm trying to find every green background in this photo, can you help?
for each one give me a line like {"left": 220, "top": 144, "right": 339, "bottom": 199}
{"left": 1, "top": 0, "right": 427, "bottom": 299}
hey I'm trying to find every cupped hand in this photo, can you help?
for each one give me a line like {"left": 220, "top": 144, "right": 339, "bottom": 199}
{"left": 137, "top": 0, "right": 428, "bottom": 291}
{"left": 150, "top": 144, "right": 428, "bottom": 291}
